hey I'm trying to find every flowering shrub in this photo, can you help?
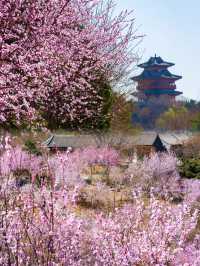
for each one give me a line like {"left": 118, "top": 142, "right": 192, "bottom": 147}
{"left": 49, "top": 146, "right": 119, "bottom": 188}
{"left": 81, "top": 146, "right": 119, "bottom": 167}
{"left": 0, "top": 184, "right": 199, "bottom": 265}
{"left": 0, "top": 146, "right": 42, "bottom": 177}
{"left": 92, "top": 191, "right": 200, "bottom": 265}
{"left": 182, "top": 179, "right": 200, "bottom": 205}
{"left": 0, "top": 185, "right": 89, "bottom": 265}
{"left": 125, "top": 152, "right": 183, "bottom": 201}
{"left": 0, "top": 145, "right": 200, "bottom": 265}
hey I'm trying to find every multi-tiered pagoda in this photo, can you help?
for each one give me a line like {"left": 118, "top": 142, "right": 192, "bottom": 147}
{"left": 132, "top": 55, "right": 182, "bottom": 103}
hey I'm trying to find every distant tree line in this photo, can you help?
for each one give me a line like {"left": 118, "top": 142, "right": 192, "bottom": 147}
{"left": 132, "top": 99, "right": 200, "bottom": 131}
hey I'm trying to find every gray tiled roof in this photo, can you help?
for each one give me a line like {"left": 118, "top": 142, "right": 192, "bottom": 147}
{"left": 42, "top": 132, "right": 160, "bottom": 149}
{"left": 42, "top": 135, "right": 96, "bottom": 148}
{"left": 43, "top": 132, "right": 195, "bottom": 150}
{"left": 159, "top": 132, "right": 192, "bottom": 146}
{"left": 131, "top": 132, "right": 159, "bottom": 146}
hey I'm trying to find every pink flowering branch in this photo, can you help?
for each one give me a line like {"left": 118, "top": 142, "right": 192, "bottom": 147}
{"left": 0, "top": 0, "right": 141, "bottom": 128}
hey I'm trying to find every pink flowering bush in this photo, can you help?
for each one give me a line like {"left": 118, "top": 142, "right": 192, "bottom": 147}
{"left": 1, "top": 144, "right": 200, "bottom": 265}
{"left": 0, "top": 144, "right": 119, "bottom": 206}
{"left": 0, "top": 146, "right": 42, "bottom": 177}
{"left": 174, "top": 237, "right": 200, "bottom": 266}
{"left": 92, "top": 191, "right": 200, "bottom": 265}
{"left": 0, "top": 185, "right": 90, "bottom": 265}
{"left": 0, "top": 183, "right": 200, "bottom": 265}
{"left": 182, "top": 179, "right": 200, "bottom": 205}
{"left": 48, "top": 150, "right": 86, "bottom": 187}
{"left": 81, "top": 146, "right": 119, "bottom": 166}
{"left": 49, "top": 146, "right": 119, "bottom": 187}
{"left": 126, "top": 152, "right": 184, "bottom": 201}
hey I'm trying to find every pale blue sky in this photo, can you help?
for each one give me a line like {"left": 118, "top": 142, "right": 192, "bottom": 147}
{"left": 117, "top": 0, "right": 200, "bottom": 100}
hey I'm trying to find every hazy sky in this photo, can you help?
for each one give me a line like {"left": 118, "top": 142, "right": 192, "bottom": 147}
{"left": 116, "top": 0, "right": 200, "bottom": 100}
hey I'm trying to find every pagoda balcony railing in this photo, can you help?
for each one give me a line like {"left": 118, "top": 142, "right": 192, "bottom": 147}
{"left": 137, "top": 84, "right": 177, "bottom": 91}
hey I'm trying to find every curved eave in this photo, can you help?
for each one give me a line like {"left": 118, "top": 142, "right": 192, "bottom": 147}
{"left": 131, "top": 75, "right": 182, "bottom": 81}
{"left": 138, "top": 56, "right": 175, "bottom": 68}
{"left": 138, "top": 62, "right": 175, "bottom": 68}
{"left": 144, "top": 89, "right": 182, "bottom": 96}
{"left": 42, "top": 135, "right": 54, "bottom": 147}
{"left": 169, "top": 75, "right": 182, "bottom": 81}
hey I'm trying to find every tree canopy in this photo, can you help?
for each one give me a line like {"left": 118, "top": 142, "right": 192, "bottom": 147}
{"left": 0, "top": 0, "right": 141, "bottom": 130}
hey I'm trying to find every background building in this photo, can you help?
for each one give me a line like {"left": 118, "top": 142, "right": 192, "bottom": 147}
{"left": 132, "top": 55, "right": 182, "bottom": 104}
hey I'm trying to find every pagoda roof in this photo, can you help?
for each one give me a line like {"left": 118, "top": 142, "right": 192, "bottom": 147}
{"left": 144, "top": 89, "right": 182, "bottom": 96}
{"left": 132, "top": 69, "right": 182, "bottom": 81}
{"left": 138, "top": 55, "right": 175, "bottom": 68}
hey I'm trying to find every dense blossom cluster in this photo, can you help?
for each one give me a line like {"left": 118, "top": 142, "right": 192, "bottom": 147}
{"left": 93, "top": 193, "right": 200, "bottom": 265}
{"left": 49, "top": 146, "right": 119, "bottom": 186}
{"left": 1, "top": 184, "right": 200, "bottom": 265}
{"left": 125, "top": 153, "right": 184, "bottom": 199}
{"left": 0, "top": 146, "right": 200, "bottom": 265}
{"left": 0, "top": 146, "right": 42, "bottom": 176}
{"left": 0, "top": 0, "right": 140, "bottom": 128}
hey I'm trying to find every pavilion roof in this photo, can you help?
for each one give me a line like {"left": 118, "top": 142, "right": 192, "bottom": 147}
{"left": 131, "top": 132, "right": 160, "bottom": 146}
{"left": 159, "top": 132, "right": 192, "bottom": 147}
{"left": 132, "top": 69, "right": 182, "bottom": 81}
{"left": 144, "top": 89, "right": 182, "bottom": 96}
{"left": 42, "top": 134, "right": 96, "bottom": 148}
{"left": 138, "top": 55, "right": 175, "bottom": 68}
{"left": 42, "top": 133, "right": 161, "bottom": 149}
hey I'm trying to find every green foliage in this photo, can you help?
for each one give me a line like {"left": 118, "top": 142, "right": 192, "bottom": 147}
{"left": 79, "top": 80, "right": 114, "bottom": 132}
{"left": 191, "top": 112, "right": 200, "bottom": 131}
{"left": 184, "top": 99, "right": 200, "bottom": 110}
{"left": 179, "top": 158, "right": 200, "bottom": 179}
{"left": 110, "top": 92, "right": 135, "bottom": 132}
{"left": 156, "top": 106, "right": 190, "bottom": 130}
{"left": 132, "top": 98, "right": 170, "bottom": 129}
{"left": 24, "top": 139, "right": 42, "bottom": 156}
{"left": 92, "top": 80, "right": 113, "bottom": 131}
